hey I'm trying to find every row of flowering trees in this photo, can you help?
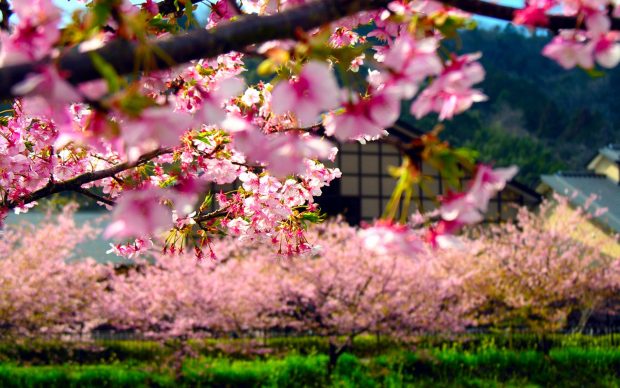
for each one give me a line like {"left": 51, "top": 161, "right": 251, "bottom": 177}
{"left": 1, "top": 197, "right": 618, "bottom": 339}
{"left": 1, "top": 0, "right": 620, "bottom": 258}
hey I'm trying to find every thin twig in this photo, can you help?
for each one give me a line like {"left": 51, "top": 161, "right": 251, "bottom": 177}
{"left": 73, "top": 187, "right": 117, "bottom": 207}
{"left": 5, "top": 147, "right": 173, "bottom": 209}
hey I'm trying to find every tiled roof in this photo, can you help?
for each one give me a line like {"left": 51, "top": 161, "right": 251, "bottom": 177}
{"left": 541, "top": 172, "right": 620, "bottom": 233}
{"left": 599, "top": 145, "right": 620, "bottom": 162}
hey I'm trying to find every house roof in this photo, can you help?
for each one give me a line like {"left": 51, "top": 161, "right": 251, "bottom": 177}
{"left": 540, "top": 172, "right": 620, "bottom": 233}
{"left": 599, "top": 144, "right": 620, "bottom": 163}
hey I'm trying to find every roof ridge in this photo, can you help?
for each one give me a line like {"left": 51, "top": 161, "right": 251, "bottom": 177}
{"left": 556, "top": 171, "right": 607, "bottom": 178}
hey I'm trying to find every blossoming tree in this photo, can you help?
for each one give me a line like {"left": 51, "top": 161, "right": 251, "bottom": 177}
{"left": 1, "top": 0, "right": 619, "bottom": 257}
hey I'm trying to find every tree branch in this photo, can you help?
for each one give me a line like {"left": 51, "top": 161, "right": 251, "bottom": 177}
{"left": 157, "top": 0, "right": 204, "bottom": 16}
{"left": 0, "top": 0, "right": 11, "bottom": 31}
{"left": 73, "top": 187, "right": 117, "bottom": 207}
{"left": 0, "top": 0, "right": 390, "bottom": 100}
{"left": 6, "top": 147, "right": 173, "bottom": 209}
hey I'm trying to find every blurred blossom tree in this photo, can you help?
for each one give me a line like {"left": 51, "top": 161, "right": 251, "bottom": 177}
{"left": 0, "top": 0, "right": 619, "bottom": 258}
{"left": 0, "top": 200, "right": 617, "bottom": 345}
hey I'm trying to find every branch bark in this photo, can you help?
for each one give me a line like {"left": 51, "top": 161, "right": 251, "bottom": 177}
{"left": 5, "top": 147, "right": 172, "bottom": 209}
{"left": 73, "top": 187, "right": 117, "bottom": 206}
{"left": 157, "top": 0, "right": 204, "bottom": 16}
{"left": 0, "top": 0, "right": 11, "bottom": 31}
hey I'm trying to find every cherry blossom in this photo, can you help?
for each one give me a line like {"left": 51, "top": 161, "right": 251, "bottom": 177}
{"left": 513, "top": 0, "right": 555, "bottom": 27}
{"left": 271, "top": 61, "right": 340, "bottom": 125}
{"left": 411, "top": 53, "right": 487, "bottom": 120}
{"left": 0, "top": 0, "right": 61, "bottom": 66}
{"left": 104, "top": 189, "right": 172, "bottom": 239}
{"left": 358, "top": 220, "right": 425, "bottom": 256}
{"left": 323, "top": 89, "right": 399, "bottom": 141}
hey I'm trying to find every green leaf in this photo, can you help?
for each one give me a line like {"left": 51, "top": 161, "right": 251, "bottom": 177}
{"left": 257, "top": 59, "right": 278, "bottom": 76}
{"left": 194, "top": 134, "right": 212, "bottom": 145}
{"left": 583, "top": 67, "right": 606, "bottom": 78}
{"left": 159, "top": 176, "right": 178, "bottom": 188}
{"left": 89, "top": 52, "right": 120, "bottom": 94}
{"left": 301, "top": 211, "right": 325, "bottom": 223}
{"left": 149, "top": 14, "right": 177, "bottom": 32}
{"left": 90, "top": 1, "right": 112, "bottom": 30}
{"left": 201, "top": 193, "right": 213, "bottom": 210}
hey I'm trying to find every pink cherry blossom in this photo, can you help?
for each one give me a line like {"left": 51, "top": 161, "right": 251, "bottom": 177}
{"left": 271, "top": 61, "right": 340, "bottom": 125}
{"left": 513, "top": 0, "right": 555, "bottom": 27}
{"left": 382, "top": 35, "right": 443, "bottom": 99}
{"left": 0, "top": 0, "right": 61, "bottom": 66}
{"left": 358, "top": 220, "right": 425, "bottom": 256}
{"left": 542, "top": 31, "right": 595, "bottom": 69}
{"left": 122, "top": 105, "right": 194, "bottom": 152}
{"left": 323, "top": 89, "right": 399, "bottom": 141}
{"left": 411, "top": 53, "right": 487, "bottom": 120}
{"left": 104, "top": 189, "right": 172, "bottom": 239}
{"left": 439, "top": 165, "right": 518, "bottom": 227}
{"left": 592, "top": 32, "right": 620, "bottom": 68}
{"left": 12, "top": 67, "right": 82, "bottom": 125}
{"left": 207, "top": 0, "right": 240, "bottom": 27}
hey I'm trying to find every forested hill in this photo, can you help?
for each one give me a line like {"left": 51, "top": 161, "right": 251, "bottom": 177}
{"left": 409, "top": 26, "right": 620, "bottom": 186}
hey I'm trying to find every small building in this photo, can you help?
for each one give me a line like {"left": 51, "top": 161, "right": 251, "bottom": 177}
{"left": 538, "top": 144, "right": 620, "bottom": 257}
{"left": 316, "top": 121, "right": 542, "bottom": 224}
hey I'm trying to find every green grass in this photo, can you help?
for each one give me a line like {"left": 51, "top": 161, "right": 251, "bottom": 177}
{"left": 0, "top": 345, "right": 618, "bottom": 387}
{"left": 0, "top": 334, "right": 618, "bottom": 386}
{"left": 2, "top": 333, "right": 619, "bottom": 365}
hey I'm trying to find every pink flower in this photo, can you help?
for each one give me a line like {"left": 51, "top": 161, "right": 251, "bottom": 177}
{"left": 425, "top": 220, "right": 464, "bottom": 249}
{"left": 329, "top": 27, "right": 360, "bottom": 47}
{"left": 513, "top": 0, "right": 554, "bottom": 27}
{"left": 542, "top": 32, "right": 595, "bottom": 69}
{"left": 228, "top": 116, "right": 333, "bottom": 177}
{"left": 358, "top": 220, "right": 425, "bottom": 256}
{"left": 207, "top": 0, "right": 239, "bottom": 27}
{"left": 468, "top": 165, "right": 519, "bottom": 210}
{"left": 592, "top": 32, "right": 620, "bottom": 68}
{"left": 122, "top": 105, "right": 194, "bottom": 150}
{"left": 241, "top": 87, "right": 261, "bottom": 106}
{"left": 382, "top": 35, "right": 443, "bottom": 99}
{"left": 0, "top": 0, "right": 61, "bottom": 66}
{"left": 105, "top": 190, "right": 172, "bottom": 239}
{"left": 411, "top": 53, "right": 487, "bottom": 120}
{"left": 323, "top": 90, "right": 399, "bottom": 141}
{"left": 197, "top": 77, "right": 245, "bottom": 125}
{"left": 439, "top": 192, "right": 485, "bottom": 225}
{"left": 271, "top": 61, "right": 340, "bottom": 125}
{"left": 264, "top": 134, "right": 333, "bottom": 177}
{"left": 12, "top": 67, "right": 82, "bottom": 124}
{"left": 439, "top": 165, "right": 518, "bottom": 227}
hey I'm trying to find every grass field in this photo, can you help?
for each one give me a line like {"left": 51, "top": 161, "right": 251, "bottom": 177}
{"left": 0, "top": 334, "right": 618, "bottom": 387}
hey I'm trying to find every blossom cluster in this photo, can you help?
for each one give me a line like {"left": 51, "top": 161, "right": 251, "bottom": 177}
{"left": 514, "top": 0, "right": 620, "bottom": 69}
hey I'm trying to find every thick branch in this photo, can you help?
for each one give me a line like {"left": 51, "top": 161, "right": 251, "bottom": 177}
{"left": 6, "top": 147, "right": 172, "bottom": 209}
{"left": 157, "top": 0, "right": 204, "bottom": 15}
{"left": 0, "top": 0, "right": 11, "bottom": 31}
{"left": 0, "top": 0, "right": 390, "bottom": 100}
